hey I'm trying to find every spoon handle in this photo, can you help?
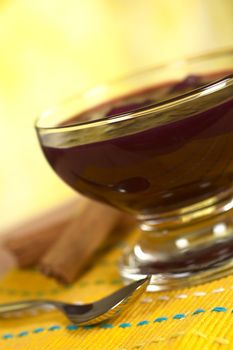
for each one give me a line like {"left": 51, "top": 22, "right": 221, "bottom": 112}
{"left": 0, "top": 300, "right": 55, "bottom": 314}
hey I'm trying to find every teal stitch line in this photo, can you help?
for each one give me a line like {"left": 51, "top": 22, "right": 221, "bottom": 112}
{"left": 173, "top": 313, "right": 186, "bottom": 319}
{"left": 48, "top": 326, "right": 61, "bottom": 331}
{"left": 2, "top": 334, "right": 13, "bottom": 340}
{"left": 154, "top": 317, "right": 168, "bottom": 322}
{"left": 18, "top": 331, "right": 28, "bottom": 337}
{"left": 119, "top": 323, "right": 131, "bottom": 328}
{"left": 83, "top": 325, "right": 95, "bottom": 330}
{"left": 33, "top": 328, "right": 44, "bottom": 333}
{"left": 100, "top": 324, "right": 114, "bottom": 329}
{"left": 212, "top": 307, "right": 227, "bottom": 312}
{"left": 0, "top": 280, "right": 122, "bottom": 296}
{"left": 66, "top": 325, "right": 79, "bottom": 331}
{"left": 0, "top": 306, "right": 230, "bottom": 340}
{"left": 193, "top": 309, "right": 205, "bottom": 315}
{"left": 137, "top": 320, "right": 149, "bottom": 326}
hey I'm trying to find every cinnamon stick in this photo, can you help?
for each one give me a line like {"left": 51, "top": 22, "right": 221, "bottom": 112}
{"left": 2, "top": 198, "right": 81, "bottom": 267}
{"left": 39, "top": 200, "right": 121, "bottom": 284}
{"left": 0, "top": 247, "right": 17, "bottom": 277}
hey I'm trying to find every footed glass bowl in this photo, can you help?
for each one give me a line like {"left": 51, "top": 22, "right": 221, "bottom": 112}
{"left": 36, "top": 49, "right": 233, "bottom": 291}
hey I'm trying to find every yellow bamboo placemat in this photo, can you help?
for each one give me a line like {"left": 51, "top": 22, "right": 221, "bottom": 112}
{"left": 1, "top": 234, "right": 233, "bottom": 350}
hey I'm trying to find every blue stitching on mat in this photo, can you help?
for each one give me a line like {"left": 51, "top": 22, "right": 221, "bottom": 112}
{"left": 66, "top": 325, "right": 79, "bottom": 331}
{"left": 0, "top": 279, "right": 122, "bottom": 296}
{"left": 212, "top": 307, "right": 227, "bottom": 312}
{"left": 1, "top": 306, "right": 229, "bottom": 340}
{"left": 154, "top": 317, "right": 168, "bottom": 322}
{"left": 2, "top": 334, "right": 13, "bottom": 340}
{"left": 100, "top": 323, "right": 114, "bottom": 329}
{"left": 33, "top": 328, "right": 45, "bottom": 333}
{"left": 192, "top": 309, "right": 205, "bottom": 315}
{"left": 173, "top": 313, "right": 186, "bottom": 319}
{"left": 83, "top": 325, "right": 95, "bottom": 330}
{"left": 18, "top": 331, "right": 29, "bottom": 337}
{"left": 119, "top": 323, "right": 132, "bottom": 328}
{"left": 137, "top": 320, "right": 149, "bottom": 326}
{"left": 48, "top": 325, "right": 61, "bottom": 331}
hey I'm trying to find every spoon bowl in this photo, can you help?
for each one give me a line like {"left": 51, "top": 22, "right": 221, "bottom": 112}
{"left": 0, "top": 277, "right": 150, "bottom": 325}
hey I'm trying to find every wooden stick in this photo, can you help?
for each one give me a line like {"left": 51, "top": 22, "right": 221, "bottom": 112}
{"left": 39, "top": 200, "right": 121, "bottom": 284}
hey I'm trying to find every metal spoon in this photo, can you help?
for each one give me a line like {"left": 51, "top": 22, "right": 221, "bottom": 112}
{"left": 0, "top": 277, "right": 149, "bottom": 325}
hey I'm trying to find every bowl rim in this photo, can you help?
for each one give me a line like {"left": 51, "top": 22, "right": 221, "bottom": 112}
{"left": 35, "top": 47, "right": 233, "bottom": 132}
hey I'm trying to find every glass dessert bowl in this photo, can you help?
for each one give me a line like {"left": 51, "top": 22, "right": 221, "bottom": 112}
{"left": 36, "top": 49, "right": 233, "bottom": 291}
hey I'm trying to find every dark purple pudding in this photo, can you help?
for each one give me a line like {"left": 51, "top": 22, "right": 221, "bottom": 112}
{"left": 40, "top": 73, "right": 233, "bottom": 216}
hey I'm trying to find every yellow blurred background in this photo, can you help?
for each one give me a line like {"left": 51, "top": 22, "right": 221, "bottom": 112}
{"left": 1, "top": 0, "right": 233, "bottom": 230}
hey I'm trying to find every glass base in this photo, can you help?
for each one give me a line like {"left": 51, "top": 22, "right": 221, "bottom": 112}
{"left": 120, "top": 194, "right": 233, "bottom": 291}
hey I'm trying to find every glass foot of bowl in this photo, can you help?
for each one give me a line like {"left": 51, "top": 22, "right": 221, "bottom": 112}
{"left": 120, "top": 194, "right": 233, "bottom": 291}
